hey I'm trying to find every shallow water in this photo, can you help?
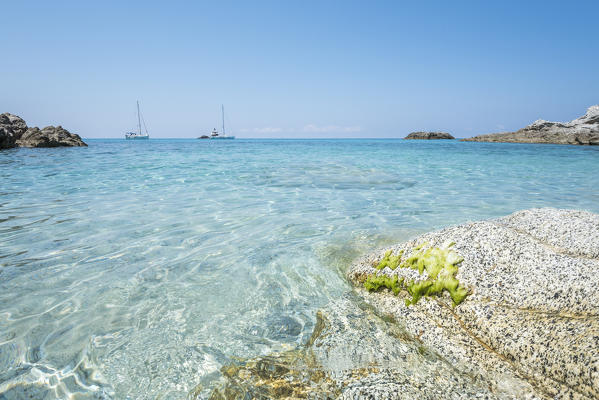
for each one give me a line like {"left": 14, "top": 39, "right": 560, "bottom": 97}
{"left": 1, "top": 139, "right": 597, "bottom": 398}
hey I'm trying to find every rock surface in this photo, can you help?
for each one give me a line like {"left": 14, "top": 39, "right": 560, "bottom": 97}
{"left": 462, "top": 105, "right": 599, "bottom": 145}
{"left": 0, "top": 113, "right": 28, "bottom": 149}
{"left": 404, "top": 131, "right": 455, "bottom": 140}
{"left": 210, "top": 209, "right": 599, "bottom": 399}
{"left": 16, "top": 126, "right": 87, "bottom": 148}
{"left": 0, "top": 113, "right": 86, "bottom": 149}
{"left": 349, "top": 208, "right": 599, "bottom": 399}
{"left": 207, "top": 295, "right": 534, "bottom": 400}
{"left": 210, "top": 208, "right": 598, "bottom": 399}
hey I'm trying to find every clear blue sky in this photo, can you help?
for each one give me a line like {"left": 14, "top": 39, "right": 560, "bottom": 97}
{"left": 2, "top": 0, "right": 598, "bottom": 138}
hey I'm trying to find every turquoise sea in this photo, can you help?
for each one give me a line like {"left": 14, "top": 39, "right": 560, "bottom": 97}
{"left": 1, "top": 139, "right": 598, "bottom": 399}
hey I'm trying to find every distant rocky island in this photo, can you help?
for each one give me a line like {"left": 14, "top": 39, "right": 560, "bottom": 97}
{"left": 0, "top": 113, "right": 87, "bottom": 149}
{"left": 404, "top": 131, "right": 454, "bottom": 140}
{"left": 463, "top": 105, "right": 599, "bottom": 145}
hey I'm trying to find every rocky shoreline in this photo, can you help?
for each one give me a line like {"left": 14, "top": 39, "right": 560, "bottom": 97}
{"left": 208, "top": 208, "right": 599, "bottom": 399}
{"left": 0, "top": 113, "right": 86, "bottom": 149}
{"left": 462, "top": 105, "right": 599, "bottom": 145}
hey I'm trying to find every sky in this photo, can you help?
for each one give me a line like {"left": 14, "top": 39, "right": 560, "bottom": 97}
{"left": 1, "top": 0, "right": 598, "bottom": 139}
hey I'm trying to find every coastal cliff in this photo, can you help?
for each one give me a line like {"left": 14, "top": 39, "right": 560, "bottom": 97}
{"left": 0, "top": 113, "right": 86, "bottom": 149}
{"left": 404, "top": 131, "right": 454, "bottom": 140}
{"left": 209, "top": 208, "right": 599, "bottom": 399}
{"left": 462, "top": 105, "right": 599, "bottom": 145}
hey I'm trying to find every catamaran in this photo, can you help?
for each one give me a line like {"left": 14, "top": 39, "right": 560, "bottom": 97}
{"left": 198, "top": 105, "right": 235, "bottom": 139}
{"left": 125, "top": 101, "right": 149, "bottom": 140}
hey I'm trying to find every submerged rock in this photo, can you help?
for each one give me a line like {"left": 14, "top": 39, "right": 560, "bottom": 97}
{"left": 462, "top": 105, "right": 599, "bottom": 145}
{"left": 349, "top": 208, "right": 599, "bottom": 399}
{"left": 16, "top": 125, "right": 86, "bottom": 148}
{"left": 207, "top": 295, "right": 538, "bottom": 399}
{"left": 404, "top": 131, "right": 454, "bottom": 140}
{"left": 0, "top": 113, "right": 86, "bottom": 149}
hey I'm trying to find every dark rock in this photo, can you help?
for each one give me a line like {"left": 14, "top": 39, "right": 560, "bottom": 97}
{"left": 0, "top": 126, "right": 16, "bottom": 149}
{"left": 462, "top": 105, "right": 599, "bottom": 145}
{"left": 264, "top": 315, "right": 303, "bottom": 340}
{"left": 0, "top": 113, "right": 28, "bottom": 149}
{"left": 16, "top": 125, "right": 87, "bottom": 148}
{"left": 0, "top": 113, "right": 87, "bottom": 149}
{"left": 404, "top": 131, "right": 454, "bottom": 140}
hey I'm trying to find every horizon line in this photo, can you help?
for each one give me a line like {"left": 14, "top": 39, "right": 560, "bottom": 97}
{"left": 82, "top": 137, "right": 469, "bottom": 140}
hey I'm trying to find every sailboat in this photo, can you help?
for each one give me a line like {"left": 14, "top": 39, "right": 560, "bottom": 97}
{"left": 198, "top": 105, "right": 235, "bottom": 139}
{"left": 125, "top": 101, "right": 149, "bottom": 140}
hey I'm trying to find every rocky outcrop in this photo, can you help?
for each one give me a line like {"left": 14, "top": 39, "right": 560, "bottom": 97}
{"left": 0, "top": 113, "right": 86, "bottom": 149}
{"left": 209, "top": 208, "right": 599, "bottom": 399}
{"left": 463, "top": 105, "right": 599, "bottom": 145}
{"left": 348, "top": 208, "right": 599, "bottom": 399}
{"left": 404, "top": 131, "right": 454, "bottom": 140}
{"left": 0, "top": 113, "right": 28, "bottom": 149}
{"left": 16, "top": 126, "right": 86, "bottom": 148}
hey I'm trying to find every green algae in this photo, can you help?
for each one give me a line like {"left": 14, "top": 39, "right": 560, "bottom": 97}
{"left": 364, "top": 242, "right": 469, "bottom": 307}
{"left": 375, "top": 249, "right": 404, "bottom": 270}
{"left": 364, "top": 274, "right": 404, "bottom": 295}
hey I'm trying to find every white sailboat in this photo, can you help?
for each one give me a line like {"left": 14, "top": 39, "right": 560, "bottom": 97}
{"left": 125, "top": 101, "right": 149, "bottom": 140}
{"left": 199, "top": 105, "right": 235, "bottom": 139}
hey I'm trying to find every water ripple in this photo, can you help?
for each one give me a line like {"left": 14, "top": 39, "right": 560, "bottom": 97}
{"left": 0, "top": 139, "right": 598, "bottom": 398}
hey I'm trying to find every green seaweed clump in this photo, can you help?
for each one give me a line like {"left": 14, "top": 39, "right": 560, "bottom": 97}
{"left": 364, "top": 241, "right": 470, "bottom": 307}
{"left": 375, "top": 249, "right": 404, "bottom": 270}
{"left": 364, "top": 274, "right": 404, "bottom": 295}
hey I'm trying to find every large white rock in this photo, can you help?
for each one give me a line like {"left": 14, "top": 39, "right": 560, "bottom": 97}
{"left": 211, "top": 209, "right": 599, "bottom": 399}
{"left": 349, "top": 208, "right": 599, "bottom": 399}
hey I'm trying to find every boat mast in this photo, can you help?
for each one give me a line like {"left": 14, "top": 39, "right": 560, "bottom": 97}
{"left": 137, "top": 101, "right": 142, "bottom": 135}
{"left": 221, "top": 104, "right": 225, "bottom": 136}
